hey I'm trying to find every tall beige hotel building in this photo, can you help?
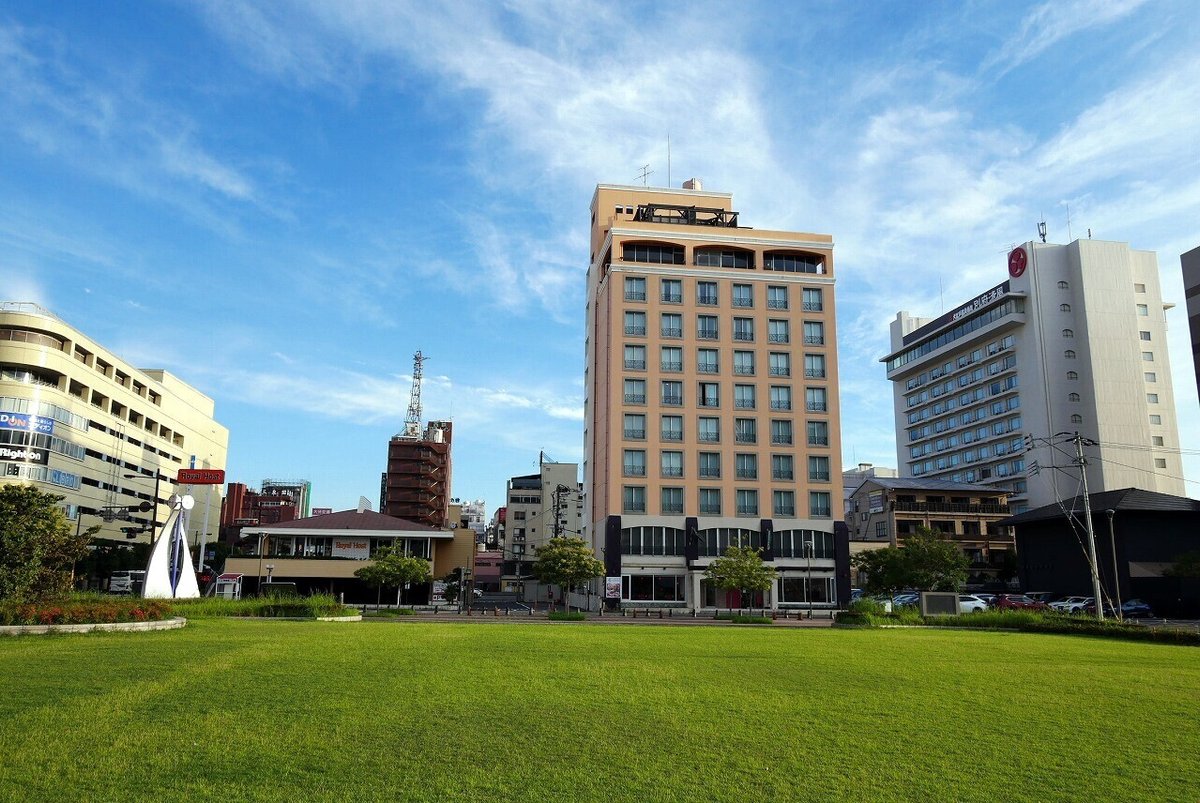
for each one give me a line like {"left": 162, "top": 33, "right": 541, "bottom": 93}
{"left": 583, "top": 182, "right": 849, "bottom": 612}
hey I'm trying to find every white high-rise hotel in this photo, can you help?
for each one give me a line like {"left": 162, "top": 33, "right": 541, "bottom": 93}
{"left": 884, "top": 239, "right": 1185, "bottom": 513}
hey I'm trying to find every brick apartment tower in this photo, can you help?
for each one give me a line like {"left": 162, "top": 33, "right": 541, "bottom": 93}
{"left": 583, "top": 182, "right": 847, "bottom": 611}
{"left": 381, "top": 421, "right": 453, "bottom": 529}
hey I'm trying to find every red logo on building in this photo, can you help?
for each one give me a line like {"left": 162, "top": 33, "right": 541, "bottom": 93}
{"left": 1008, "top": 247, "right": 1027, "bottom": 278}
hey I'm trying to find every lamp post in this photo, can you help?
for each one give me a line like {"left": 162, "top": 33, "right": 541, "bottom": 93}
{"left": 1106, "top": 509, "right": 1122, "bottom": 621}
{"left": 265, "top": 564, "right": 275, "bottom": 584}
{"left": 803, "top": 536, "right": 814, "bottom": 619}
{"left": 123, "top": 470, "right": 165, "bottom": 539}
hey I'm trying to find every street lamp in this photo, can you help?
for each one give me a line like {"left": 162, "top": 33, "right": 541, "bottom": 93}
{"left": 123, "top": 471, "right": 165, "bottom": 537}
{"left": 265, "top": 564, "right": 275, "bottom": 584}
{"left": 803, "top": 536, "right": 814, "bottom": 619}
{"left": 1106, "top": 509, "right": 1122, "bottom": 621}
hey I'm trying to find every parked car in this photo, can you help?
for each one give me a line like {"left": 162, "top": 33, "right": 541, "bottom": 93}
{"left": 1081, "top": 599, "right": 1119, "bottom": 617}
{"left": 973, "top": 593, "right": 997, "bottom": 607}
{"left": 994, "top": 593, "right": 1048, "bottom": 611}
{"left": 1049, "top": 595, "right": 1091, "bottom": 613}
{"left": 958, "top": 594, "right": 988, "bottom": 613}
{"left": 850, "top": 588, "right": 865, "bottom": 602}
{"left": 892, "top": 592, "right": 920, "bottom": 608}
{"left": 1120, "top": 599, "right": 1155, "bottom": 618}
{"left": 1025, "top": 591, "right": 1057, "bottom": 605}
{"left": 108, "top": 570, "right": 145, "bottom": 594}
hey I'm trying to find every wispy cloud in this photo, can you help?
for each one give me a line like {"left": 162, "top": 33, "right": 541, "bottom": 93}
{"left": 980, "top": 0, "right": 1151, "bottom": 77}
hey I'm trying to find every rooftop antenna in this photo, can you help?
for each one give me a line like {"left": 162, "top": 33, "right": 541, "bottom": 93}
{"left": 667, "top": 133, "right": 671, "bottom": 187}
{"left": 1065, "top": 203, "right": 1072, "bottom": 242}
{"left": 400, "top": 350, "right": 426, "bottom": 439}
{"left": 636, "top": 164, "right": 653, "bottom": 187}
{"left": 1038, "top": 217, "right": 1047, "bottom": 243}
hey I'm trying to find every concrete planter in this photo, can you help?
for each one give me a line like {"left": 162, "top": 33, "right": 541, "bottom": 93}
{"left": 0, "top": 616, "right": 188, "bottom": 637}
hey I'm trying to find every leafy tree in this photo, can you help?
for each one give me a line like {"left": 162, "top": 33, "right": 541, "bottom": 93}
{"left": 354, "top": 547, "right": 431, "bottom": 606}
{"left": 440, "top": 568, "right": 463, "bottom": 605}
{"left": 851, "top": 527, "right": 969, "bottom": 595}
{"left": 703, "top": 546, "right": 777, "bottom": 613}
{"left": 0, "top": 485, "right": 96, "bottom": 603}
{"left": 532, "top": 536, "right": 604, "bottom": 613}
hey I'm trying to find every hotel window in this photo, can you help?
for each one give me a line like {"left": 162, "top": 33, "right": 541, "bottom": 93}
{"left": 735, "top": 418, "right": 757, "bottom": 444}
{"left": 697, "top": 315, "right": 719, "bottom": 340}
{"left": 807, "top": 420, "right": 828, "bottom": 446}
{"left": 1150, "top": 414, "right": 1162, "bottom": 424}
{"left": 764, "top": 252, "right": 822, "bottom": 273}
{"left": 1135, "top": 283, "right": 1146, "bottom": 292}
{"left": 661, "top": 487, "right": 684, "bottom": 514}
{"left": 1147, "top": 393, "right": 1159, "bottom": 404}
{"left": 1057, "top": 281, "right": 1069, "bottom": 289}
{"left": 697, "top": 348, "right": 719, "bottom": 374}
{"left": 767, "top": 286, "right": 788, "bottom": 310}
{"left": 623, "top": 486, "right": 646, "bottom": 513}
{"left": 623, "top": 450, "right": 646, "bottom": 477}
{"left": 1065, "top": 350, "right": 1076, "bottom": 359}
{"left": 734, "top": 317, "right": 755, "bottom": 342}
{"left": 661, "top": 380, "right": 683, "bottom": 406}
{"left": 698, "top": 382, "right": 720, "bottom": 408}
{"left": 805, "top": 387, "right": 828, "bottom": 412}
{"left": 1067, "top": 371, "right": 1078, "bottom": 380}
{"left": 804, "top": 354, "right": 825, "bottom": 378}
{"left": 770, "top": 352, "right": 791, "bottom": 377}
{"left": 1144, "top": 372, "right": 1156, "bottom": 382}
{"left": 808, "top": 455, "right": 830, "bottom": 481}
{"left": 623, "top": 379, "right": 646, "bottom": 404}
{"left": 624, "top": 345, "right": 646, "bottom": 370}
{"left": 623, "top": 414, "right": 646, "bottom": 440}
{"left": 1136, "top": 304, "right": 1148, "bottom": 316}
{"left": 661, "top": 415, "right": 683, "bottom": 442}
{"left": 661, "top": 451, "right": 684, "bottom": 478}
{"left": 699, "top": 488, "right": 721, "bottom": 515}
{"left": 732, "top": 284, "right": 753, "bottom": 308}
{"left": 1068, "top": 393, "right": 1080, "bottom": 402}
{"left": 1071, "top": 414, "right": 1083, "bottom": 424}
{"left": 1062, "top": 329, "right": 1073, "bottom": 338}
{"left": 696, "top": 281, "right": 718, "bottom": 306}
{"left": 1155, "top": 458, "right": 1167, "bottom": 469}
{"left": 770, "top": 386, "right": 792, "bottom": 411}
{"left": 768, "top": 319, "right": 790, "bottom": 344}
{"left": 1139, "top": 331, "right": 1151, "bottom": 341}
{"left": 734, "top": 350, "right": 755, "bottom": 375}
{"left": 736, "top": 489, "right": 759, "bottom": 516}
{"left": 1152, "top": 436, "right": 1164, "bottom": 446}
{"left": 773, "top": 490, "right": 796, "bottom": 517}
{"left": 803, "top": 321, "right": 824, "bottom": 345}
{"left": 735, "top": 453, "right": 758, "bottom": 480}
{"left": 624, "top": 276, "right": 646, "bottom": 301}
{"left": 661, "top": 313, "right": 682, "bottom": 338}
{"left": 698, "top": 452, "right": 721, "bottom": 479}
{"left": 771, "top": 419, "right": 794, "bottom": 446}
{"left": 734, "top": 384, "right": 756, "bottom": 409}
{"left": 661, "top": 346, "right": 683, "bottom": 372}
{"left": 698, "top": 417, "right": 720, "bottom": 443}
{"left": 802, "top": 288, "right": 823, "bottom": 311}
{"left": 772, "top": 454, "right": 794, "bottom": 481}
{"left": 1142, "top": 352, "right": 1154, "bottom": 362}
{"left": 660, "top": 278, "right": 682, "bottom": 304}
{"left": 1060, "top": 303, "right": 1071, "bottom": 312}
{"left": 624, "top": 311, "right": 646, "bottom": 336}
{"left": 809, "top": 491, "right": 832, "bottom": 518}
{"left": 696, "top": 247, "right": 753, "bottom": 269}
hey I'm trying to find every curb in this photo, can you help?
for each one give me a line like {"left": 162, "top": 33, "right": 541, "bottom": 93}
{"left": 0, "top": 616, "right": 188, "bottom": 637}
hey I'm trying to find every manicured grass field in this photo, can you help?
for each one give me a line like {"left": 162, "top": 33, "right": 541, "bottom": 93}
{"left": 1, "top": 620, "right": 1196, "bottom": 801}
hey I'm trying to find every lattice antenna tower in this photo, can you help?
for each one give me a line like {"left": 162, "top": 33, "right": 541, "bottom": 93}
{"left": 401, "top": 350, "right": 426, "bottom": 439}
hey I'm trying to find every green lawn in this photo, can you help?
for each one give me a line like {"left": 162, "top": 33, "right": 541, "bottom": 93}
{"left": 1, "top": 620, "right": 1196, "bottom": 802}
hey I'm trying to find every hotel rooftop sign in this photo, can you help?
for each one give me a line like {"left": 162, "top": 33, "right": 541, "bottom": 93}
{"left": 902, "top": 281, "right": 1011, "bottom": 347}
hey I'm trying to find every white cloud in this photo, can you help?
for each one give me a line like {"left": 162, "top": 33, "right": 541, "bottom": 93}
{"left": 981, "top": 0, "right": 1151, "bottom": 77}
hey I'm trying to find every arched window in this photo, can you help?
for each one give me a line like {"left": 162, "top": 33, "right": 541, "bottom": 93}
{"left": 1058, "top": 281, "right": 1069, "bottom": 289}
{"left": 1062, "top": 329, "right": 1074, "bottom": 338}
{"left": 1060, "top": 303, "right": 1071, "bottom": 312}
{"left": 1064, "top": 350, "right": 1076, "bottom": 359}
{"left": 1068, "top": 393, "right": 1080, "bottom": 402}
{"left": 1066, "top": 371, "right": 1078, "bottom": 380}
{"left": 1071, "top": 414, "right": 1083, "bottom": 424}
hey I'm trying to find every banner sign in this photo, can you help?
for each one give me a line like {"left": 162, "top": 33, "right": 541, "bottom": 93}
{"left": 0, "top": 445, "right": 49, "bottom": 464}
{"left": 0, "top": 412, "right": 54, "bottom": 435}
{"left": 868, "top": 490, "right": 885, "bottom": 514}
{"left": 312, "top": 507, "right": 333, "bottom": 516}
{"left": 605, "top": 576, "right": 622, "bottom": 599}
{"left": 902, "top": 280, "right": 1011, "bottom": 346}
{"left": 176, "top": 468, "right": 226, "bottom": 485}
{"left": 332, "top": 538, "right": 371, "bottom": 560}
{"left": 431, "top": 580, "right": 448, "bottom": 605}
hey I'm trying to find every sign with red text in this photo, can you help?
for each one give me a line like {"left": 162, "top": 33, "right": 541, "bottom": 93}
{"left": 176, "top": 468, "right": 226, "bottom": 485}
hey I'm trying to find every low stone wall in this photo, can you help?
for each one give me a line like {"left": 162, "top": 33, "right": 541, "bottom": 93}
{"left": 0, "top": 616, "right": 188, "bottom": 637}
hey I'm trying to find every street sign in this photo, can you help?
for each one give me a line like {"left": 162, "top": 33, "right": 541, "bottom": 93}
{"left": 176, "top": 468, "right": 225, "bottom": 485}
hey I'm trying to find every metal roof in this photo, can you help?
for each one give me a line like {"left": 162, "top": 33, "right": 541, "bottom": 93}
{"left": 848, "top": 476, "right": 1009, "bottom": 497}
{"left": 1002, "top": 487, "right": 1200, "bottom": 526}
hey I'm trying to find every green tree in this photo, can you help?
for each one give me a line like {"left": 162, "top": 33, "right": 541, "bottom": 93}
{"left": 354, "top": 547, "right": 431, "bottom": 606}
{"left": 532, "top": 536, "right": 604, "bottom": 613}
{"left": 703, "top": 546, "right": 777, "bottom": 613}
{"left": 851, "top": 527, "right": 969, "bottom": 596}
{"left": 0, "top": 485, "right": 96, "bottom": 603}
{"left": 440, "top": 568, "right": 463, "bottom": 605}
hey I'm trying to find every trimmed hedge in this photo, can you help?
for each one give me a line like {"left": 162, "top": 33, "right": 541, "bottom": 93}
{"left": 548, "top": 612, "right": 587, "bottom": 621}
{"left": 0, "top": 594, "right": 171, "bottom": 626}
{"left": 167, "top": 593, "right": 353, "bottom": 619}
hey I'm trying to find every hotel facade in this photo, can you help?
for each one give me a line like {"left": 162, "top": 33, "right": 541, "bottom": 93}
{"left": 583, "top": 183, "right": 848, "bottom": 611}
{"left": 0, "top": 302, "right": 228, "bottom": 543}
{"left": 884, "top": 240, "right": 1185, "bottom": 513}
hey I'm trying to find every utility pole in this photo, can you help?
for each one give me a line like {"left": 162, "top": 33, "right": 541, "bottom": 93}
{"left": 1073, "top": 433, "right": 1104, "bottom": 620}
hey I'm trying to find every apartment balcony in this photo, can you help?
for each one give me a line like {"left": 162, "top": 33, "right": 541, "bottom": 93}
{"left": 735, "top": 469, "right": 758, "bottom": 480}
{"left": 806, "top": 402, "right": 827, "bottom": 412}
{"left": 772, "top": 470, "right": 794, "bottom": 481}
{"left": 733, "top": 332, "right": 755, "bottom": 342}
{"left": 768, "top": 300, "right": 788, "bottom": 310}
{"left": 661, "top": 467, "right": 683, "bottom": 478}
{"left": 805, "top": 335, "right": 825, "bottom": 345}
{"left": 802, "top": 301, "right": 823, "bottom": 312}
{"left": 662, "top": 431, "right": 683, "bottom": 442}
{"left": 770, "top": 401, "right": 792, "bottom": 411}
{"left": 805, "top": 369, "right": 826, "bottom": 379}
{"left": 624, "top": 394, "right": 646, "bottom": 404}
{"left": 735, "top": 399, "right": 756, "bottom": 410}
{"left": 893, "top": 502, "right": 1011, "bottom": 514}
{"left": 623, "top": 429, "right": 645, "bottom": 440}
{"left": 697, "top": 329, "right": 718, "bottom": 340}
{"left": 623, "top": 466, "right": 646, "bottom": 477}
{"left": 625, "top": 326, "right": 646, "bottom": 336}
{"left": 662, "top": 395, "right": 683, "bottom": 406}
{"left": 661, "top": 293, "right": 682, "bottom": 303}
{"left": 769, "top": 367, "right": 790, "bottom": 377}
{"left": 661, "top": 328, "right": 683, "bottom": 338}
{"left": 624, "top": 360, "right": 646, "bottom": 370}
{"left": 662, "top": 361, "right": 683, "bottom": 372}
{"left": 768, "top": 334, "right": 789, "bottom": 344}
{"left": 624, "top": 291, "right": 646, "bottom": 301}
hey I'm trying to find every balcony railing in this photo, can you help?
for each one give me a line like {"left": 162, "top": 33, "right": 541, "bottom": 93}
{"left": 624, "top": 291, "right": 646, "bottom": 301}
{"left": 808, "top": 436, "right": 829, "bottom": 446}
{"left": 661, "top": 361, "right": 683, "bottom": 372}
{"left": 735, "top": 399, "right": 755, "bottom": 409}
{"left": 736, "top": 505, "right": 759, "bottom": 516}
{"left": 623, "top": 466, "right": 646, "bottom": 477}
{"left": 662, "top": 504, "right": 684, "bottom": 514}
{"left": 734, "top": 366, "right": 755, "bottom": 375}
{"left": 768, "top": 299, "right": 788, "bottom": 310}
{"left": 697, "top": 364, "right": 719, "bottom": 374}
{"left": 732, "top": 299, "right": 753, "bottom": 308}
{"left": 662, "top": 395, "right": 683, "bottom": 406}
{"left": 698, "top": 294, "right": 718, "bottom": 306}
{"left": 802, "top": 301, "right": 823, "bottom": 311}
{"left": 806, "top": 402, "right": 828, "bottom": 412}
{"left": 698, "top": 470, "right": 721, "bottom": 479}
{"left": 805, "top": 335, "right": 825, "bottom": 345}
{"left": 892, "top": 501, "right": 1011, "bottom": 514}
{"left": 810, "top": 507, "right": 832, "bottom": 518}
{"left": 805, "top": 368, "right": 825, "bottom": 378}
{"left": 772, "top": 436, "right": 794, "bottom": 446}
{"left": 661, "top": 293, "right": 682, "bottom": 303}
{"left": 774, "top": 506, "right": 795, "bottom": 516}
{"left": 661, "top": 467, "right": 683, "bottom": 478}
{"left": 772, "top": 470, "right": 794, "bottom": 481}
{"left": 661, "top": 327, "right": 682, "bottom": 338}
{"left": 733, "top": 332, "right": 755, "bottom": 342}
{"left": 769, "top": 367, "right": 790, "bottom": 377}
{"left": 809, "top": 471, "right": 831, "bottom": 481}
{"left": 770, "top": 400, "right": 792, "bottom": 411}
{"left": 624, "top": 394, "right": 645, "bottom": 404}
{"left": 697, "top": 329, "right": 718, "bottom": 340}
{"left": 623, "top": 429, "right": 645, "bottom": 439}
{"left": 735, "top": 433, "right": 757, "bottom": 444}
{"left": 662, "top": 431, "right": 683, "bottom": 442}
{"left": 624, "top": 360, "right": 646, "bottom": 370}
{"left": 768, "top": 334, "right": 789, "bottom": 344}
{"left": 736, "top": 469, "right": 758, "bottom": 479}
{"left": 625, "top": 326, "right": 646, "bottom": 336}
{"left": 698, "top": 433, "right": 720, "bottom": 443}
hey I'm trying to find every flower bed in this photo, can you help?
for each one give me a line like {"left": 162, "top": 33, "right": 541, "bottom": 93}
{"left": 0, "top": 595, "right": 171, "bottom": 626}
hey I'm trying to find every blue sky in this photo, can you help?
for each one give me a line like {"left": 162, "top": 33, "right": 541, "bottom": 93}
{"left": 3, "top": 0, "right": 1198, "bottom": 512}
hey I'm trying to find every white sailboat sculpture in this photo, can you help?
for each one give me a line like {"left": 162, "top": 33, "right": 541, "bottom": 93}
{"left": 142, "top": 494, "right": 201, "bottom": 599}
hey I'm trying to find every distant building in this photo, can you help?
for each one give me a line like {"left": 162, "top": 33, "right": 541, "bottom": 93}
{"left": 0, "top": 302, "right": 228, "bottom": 545}
{"left": 846, "top": 477, "right": 1015, "bottom": 589}
{"left": 381, "top": 420, "right": 452, "bottom": 528}
{"left": 219, "top": 479, "right": 311, "bottom": 544}
{"left": 454, "top": 497, "right": 487, "bottom": 541}
{"left": 502, "top": 455, "right": 582, "bottom": 601}
{"left": 1183, "top": 246, "right": 1200, "bottom": 401}
{"left": 885, "top": 239, "right": 1185, "bottom": 513}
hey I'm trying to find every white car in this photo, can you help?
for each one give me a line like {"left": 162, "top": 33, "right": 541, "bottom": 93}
{"left": 1049, "top": 595, "right": 1090, "bottom": 612}
{"left": 958, "top": 594, "right": 988, "bottom": 613}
